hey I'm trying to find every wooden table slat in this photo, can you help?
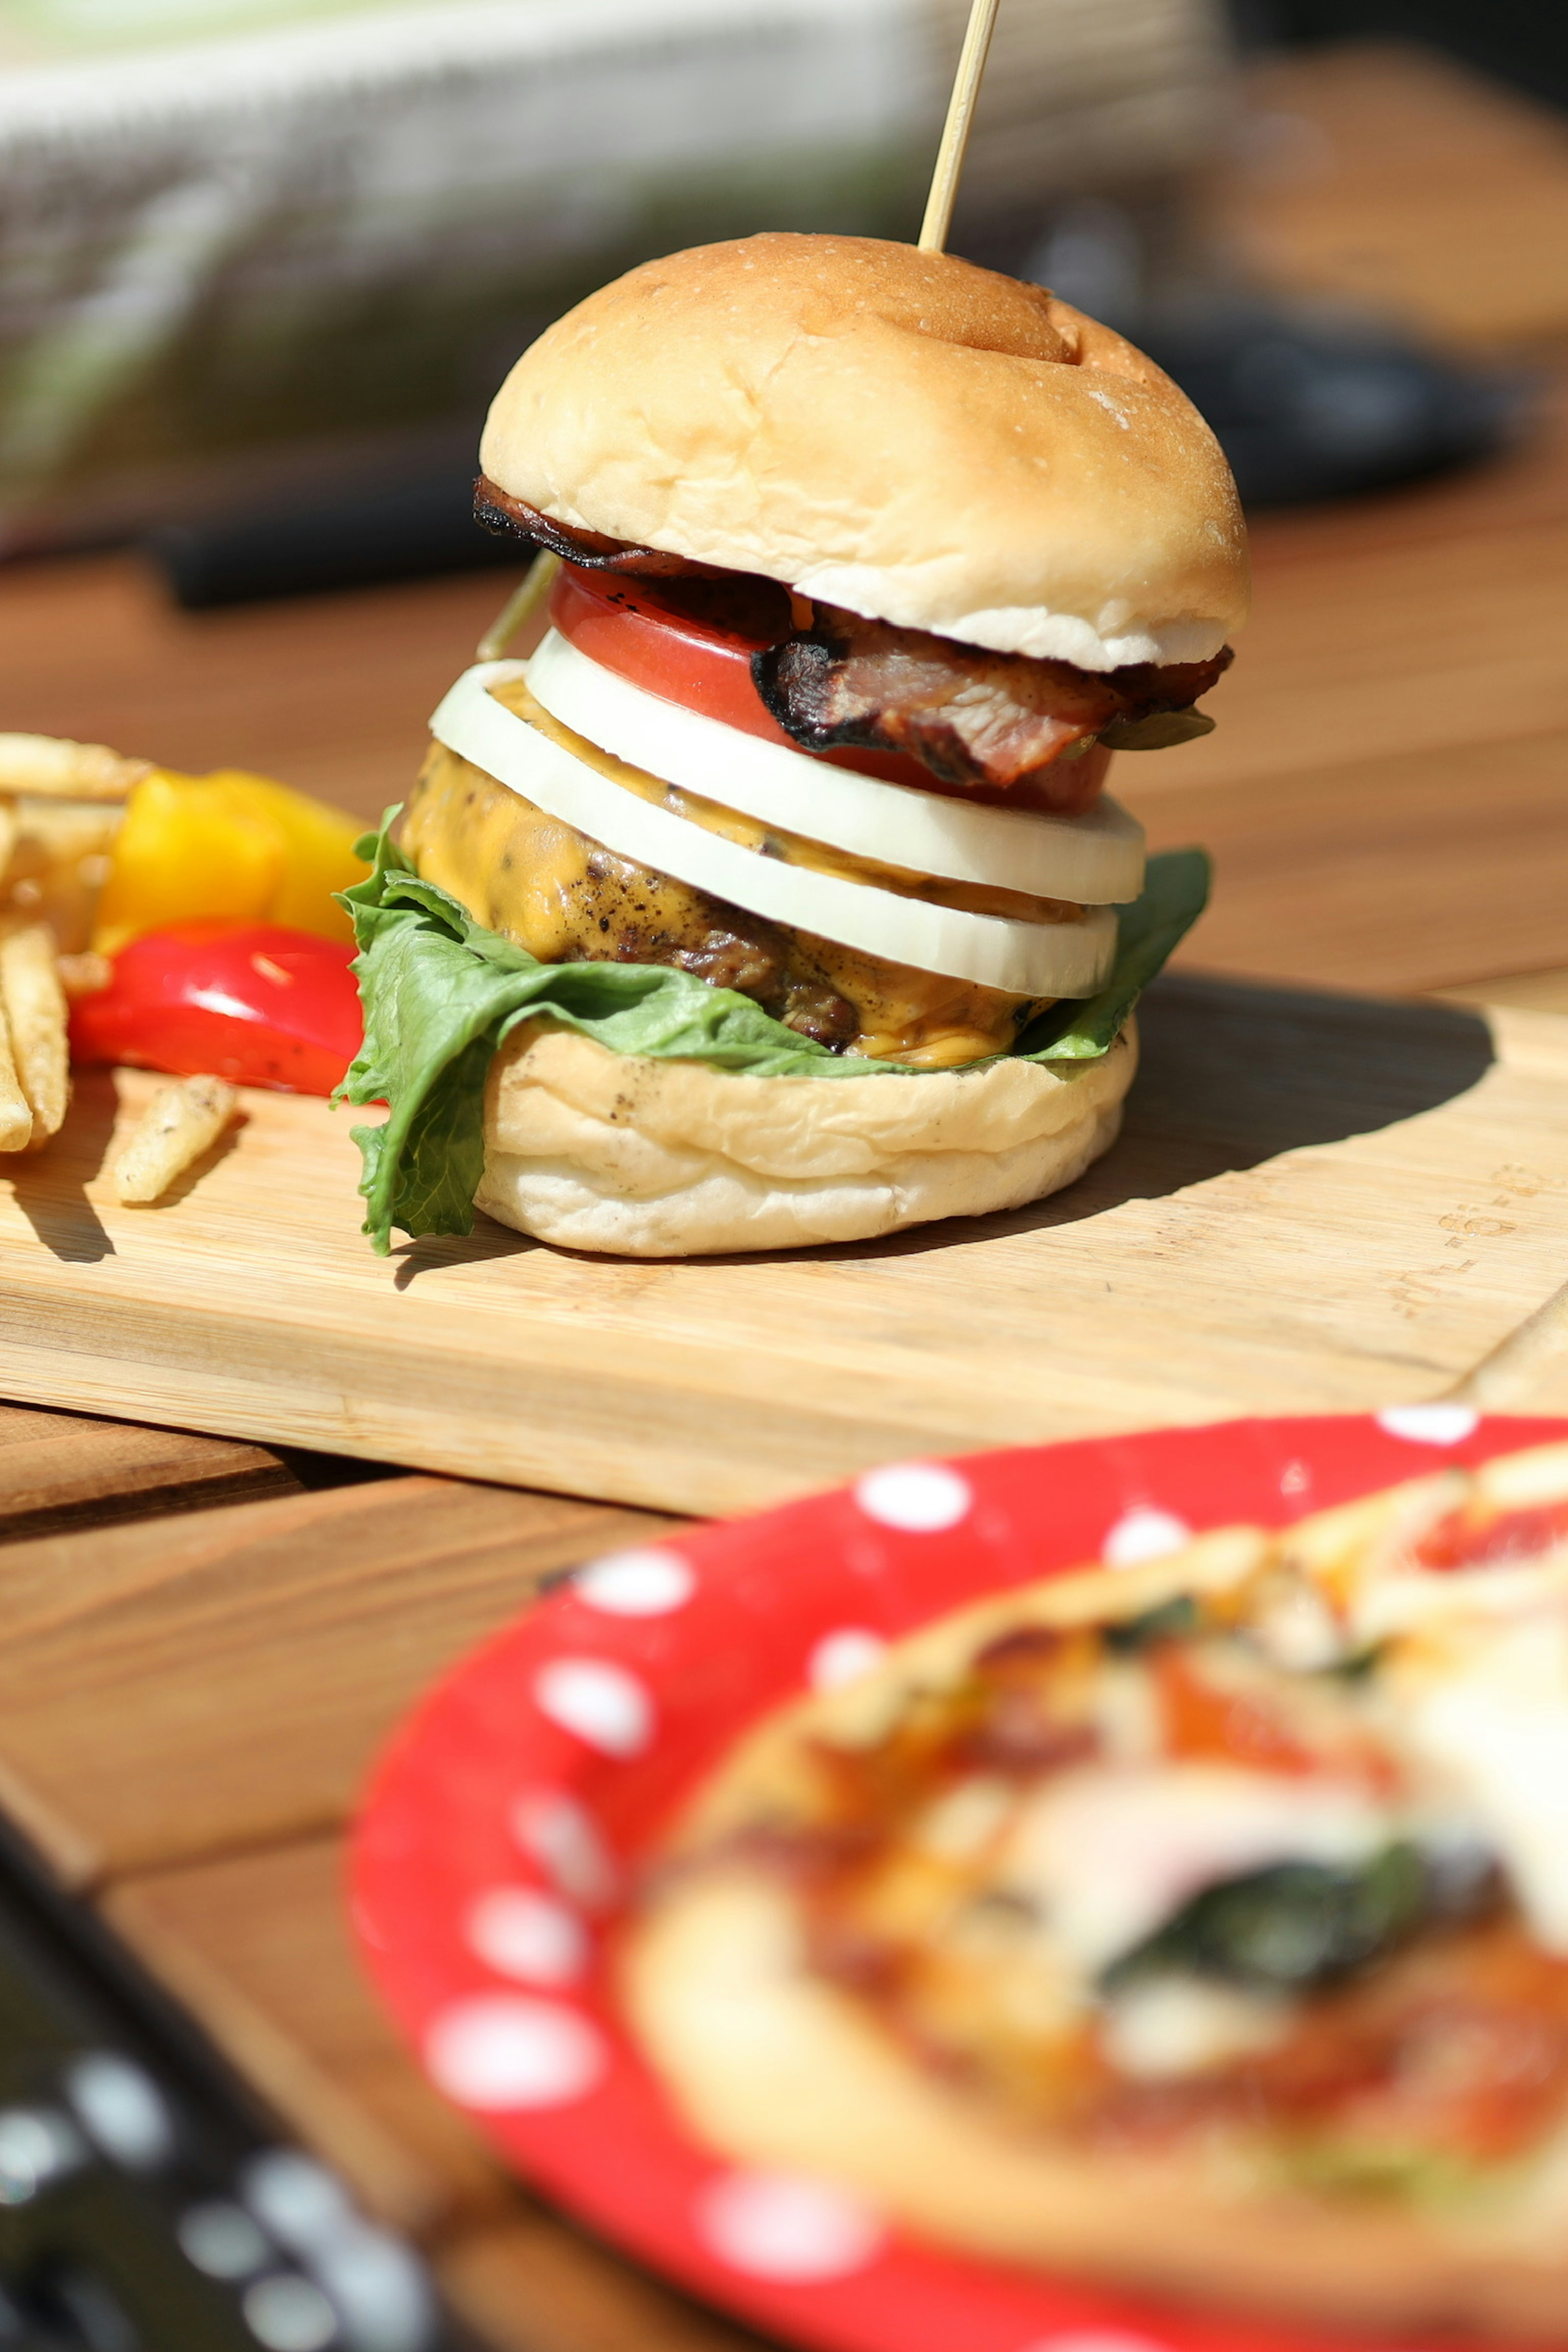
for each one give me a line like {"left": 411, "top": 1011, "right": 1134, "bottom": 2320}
{"left": 439, "top": 2217, "right": 766, "bottom": 2352}
{"left": 105, "top": 1839, "right": 508, "bottom": 2241}
{"left": 0, "top": 1477, "right": 673, "bottom": 1884}
{"left": 0, "top": 1400, "right": 299, "bottom": 1538}
{"left": 1, "top": 987, "right": 1567, "bottom": 1521}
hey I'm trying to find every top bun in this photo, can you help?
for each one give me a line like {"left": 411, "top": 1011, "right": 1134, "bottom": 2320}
{"left": 480, "top": 234, "right": 1247, "bottom": 673}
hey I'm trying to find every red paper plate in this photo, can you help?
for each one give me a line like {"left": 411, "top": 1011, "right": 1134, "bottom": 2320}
{"left": 352, "top": 1412, "right": 1568, "bottom": 2352}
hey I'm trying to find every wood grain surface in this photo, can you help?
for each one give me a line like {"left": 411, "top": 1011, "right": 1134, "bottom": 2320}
{"left": 0, "top": 984, "right": 1565, "bottom": 1514}
{"left": 439, "top": 2216, "right": 763, "bottom": 2352}
{"left": 1215, "top": 43, "right": 1568, "bottom": 351}
{"left": 1, "top": 43, "right": 1567, "bottom": 2352}
{"left": 105, "top": 1840, "right": 513, "bottom": 2241}
{"left": 0, "top": 1474, "right": 672, "bottom": 1883}
{"left": 0, "top": 1400, "right": 297, "bottom": 1537}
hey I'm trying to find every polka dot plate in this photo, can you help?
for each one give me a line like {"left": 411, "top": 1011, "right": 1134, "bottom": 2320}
{"left": 352, "top": 1410, "right": 1568, "bottom": 2352}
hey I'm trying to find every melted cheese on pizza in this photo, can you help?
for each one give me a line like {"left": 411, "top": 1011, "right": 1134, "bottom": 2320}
{"left": 640, "top": 1441, "right": 1568, "bottom": 2189}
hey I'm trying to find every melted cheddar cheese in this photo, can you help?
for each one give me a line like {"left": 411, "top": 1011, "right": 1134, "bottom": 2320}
{"left": 402, "top": 673, "right": 1075, "bottom": 1066}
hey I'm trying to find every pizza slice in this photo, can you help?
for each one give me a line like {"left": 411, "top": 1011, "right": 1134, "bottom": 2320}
{"left": 621, "top": 1443, "right": 1568, "bottom": 2340}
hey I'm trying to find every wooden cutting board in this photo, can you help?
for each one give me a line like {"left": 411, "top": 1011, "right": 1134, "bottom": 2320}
{"left": 3, "top": 971, "right": 1566, "bottom": 1518}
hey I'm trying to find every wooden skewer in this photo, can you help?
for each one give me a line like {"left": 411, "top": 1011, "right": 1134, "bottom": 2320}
{"left": 918, "top": 0, "right": 1004, "bottom": 253}
{"left": 476, "top": 551, "right": 561, "bottom": 662}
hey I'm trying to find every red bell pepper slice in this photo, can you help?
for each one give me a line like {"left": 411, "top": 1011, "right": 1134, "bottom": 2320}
{"left": 70, "top": 921, "right": 362, "bottom": 1096}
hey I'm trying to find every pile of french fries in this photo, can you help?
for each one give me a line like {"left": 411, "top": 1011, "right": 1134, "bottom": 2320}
{"left": 0, "top": 733, "right": 240, "bottom": 1207}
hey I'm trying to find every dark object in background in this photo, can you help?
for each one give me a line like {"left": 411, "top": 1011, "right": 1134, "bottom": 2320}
{"left": 1231, "top": 0, "right": 1568, "bottom": 113}
{"left": 147, "top": 469, "right": 520, "bottom": 610}
{"left": 1138, "top": 300, "right": 1526, "bottom": 506}
{"left": 0, "top": 1815, "right": 471, "bottom": 2352}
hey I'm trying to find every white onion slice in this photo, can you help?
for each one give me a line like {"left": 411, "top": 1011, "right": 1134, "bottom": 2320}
{"left": 525, "top": 627, "right": 1145, "bottom": 906}
{"left": 430, "top": 665, "right": 1117, "bottom": 999}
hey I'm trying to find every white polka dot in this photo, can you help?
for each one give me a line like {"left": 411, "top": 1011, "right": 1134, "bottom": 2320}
{"left": 1376, "top": 1403, "right": 1480, "bottom": 1447}
{"left": 577, "top": 1547, "right": 695, "bottom": 1616}
{"left": 243, "top": 2276, "right": 337, "bottom": 2352}
{"left": 511, "top": 1791, "right": 619, "bottom": 1910}
{"left": 854, "top": 1461, "right": 972, "bottom": 1533}
{"left": 534, "top": 1658, "right": 653, "bottom": 1757}
{"left": 808, "top": 1629, "right": 888, "bottom": 1692}
{"left": 1020, "top": 2333, "right": 1175, "bottom": 2352}
{"left": 1101, "top": 1506, "right": 1192, "bottom": 1567}
{"left": 466, "top": 1888, "right": 587, "bottom": 1986}
{"left": 424, "top": 1994, "right": 604, "bottom": 2110}
{"left": 696, "top": 2171, "right": 883, "bottom": 2281}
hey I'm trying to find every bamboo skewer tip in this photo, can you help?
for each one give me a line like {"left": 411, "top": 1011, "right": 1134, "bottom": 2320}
{"left": 918, "top": 0, "right": 1003, "bottom": 254}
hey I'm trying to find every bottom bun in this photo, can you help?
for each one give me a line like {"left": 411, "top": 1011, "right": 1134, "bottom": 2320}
{"left": 473, "top": 1020, "right": 1135, "bottom": 1257}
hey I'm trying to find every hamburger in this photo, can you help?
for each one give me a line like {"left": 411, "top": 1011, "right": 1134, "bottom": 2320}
{"left": 342, "top": 234, "right": 1247, "bottom": 1257}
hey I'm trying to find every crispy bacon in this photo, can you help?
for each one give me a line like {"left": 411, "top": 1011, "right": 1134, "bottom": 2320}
{"left": 754, "top": 607, "right": 1232, "bottom": 800}
{"left": 475, "top": 477, "right": 707, "bottom": 578}
{"left": 473, "top": 481, "right": 1231, "bottom": 800}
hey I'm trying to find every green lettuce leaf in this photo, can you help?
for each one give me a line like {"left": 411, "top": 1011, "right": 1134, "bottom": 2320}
{"left": 337, "top": 819, "right": 1209, "bottom": 1253}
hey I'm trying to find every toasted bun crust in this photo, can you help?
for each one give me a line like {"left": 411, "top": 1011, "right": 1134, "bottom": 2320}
{"left": 479, "top": 234, "right": 1248, "bottom": 672}
{"left": 473, "top": 1020, "right": 1134, "bottom": 1257}
{"left": 622, "top": 1532, "right": 1568, "bottom": 2340}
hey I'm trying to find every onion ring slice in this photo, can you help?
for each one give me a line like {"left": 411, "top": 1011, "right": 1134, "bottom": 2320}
{"left": 525, "top": 630, "right": 1144, "bottom": 906}
{"left": 429, "top": 666, "right": 1118, "bottom": 1000}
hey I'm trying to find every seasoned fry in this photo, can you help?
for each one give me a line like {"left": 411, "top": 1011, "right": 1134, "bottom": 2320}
{"left": 56, "top": 951, "right": 112, "bottom": 1002}
{"left": 0, "top": 800, "right": 17, "bottom": 886}
{"left": 4, "top": 804, "right": 122, "bottom": 954}
{"left": 110, "top": 1076, "right": 238, "bottom": 1205}
{"left": 0, "top": 1001, "right": 32, "bottom": 1153}
{"left": 0, "top": 924, "right": 69, "bottom": 1142}
{"left": 0, "top": 733, "right": 149, "bottom": 802}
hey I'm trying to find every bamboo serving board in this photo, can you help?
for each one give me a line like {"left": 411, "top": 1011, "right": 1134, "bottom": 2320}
{"left": 2, "top": 971, "right": 1566, "bottom": 1519}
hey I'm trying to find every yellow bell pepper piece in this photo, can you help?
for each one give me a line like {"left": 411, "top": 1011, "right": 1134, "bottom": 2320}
{"left": 93, "top": 767, "right": 368, "bottom": 956}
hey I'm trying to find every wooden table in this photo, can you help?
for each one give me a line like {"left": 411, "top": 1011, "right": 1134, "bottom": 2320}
{"left": 2, "top": 41, "right": 1568, "bottom": 2351}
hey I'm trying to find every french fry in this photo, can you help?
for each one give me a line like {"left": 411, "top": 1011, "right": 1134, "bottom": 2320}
{"left": 0, "top": 800, "right": 17, "bottom": 887}
{"left": 0, "top": 924, "right": 70, "bottom": 1143}
{"left": 57, "top": 951, "right": 112, "bottom": 1002}
{"left": 0, "top": 1000, "right": 32, "bottom": 1154}
{"left": 4, "top": 804, "right": 122, "bottom": 955}
{"left": 0, "top": 733, "right": 149, "bottom": 802}
{"left": 110, "top": 1076, "right": 238, "bottom": 1206}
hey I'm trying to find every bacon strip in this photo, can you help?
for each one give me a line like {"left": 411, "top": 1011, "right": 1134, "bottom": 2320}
{"left": 754, "top": 606, "right": 1231, "bottom": 796}
{"left": 475, "top": 478, "right": 704, "bottom": 578}
{"left": 473, "top": 481, "right": 1231, "bottom": 798}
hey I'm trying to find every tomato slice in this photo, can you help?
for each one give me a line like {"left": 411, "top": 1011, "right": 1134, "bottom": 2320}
{"left": 549, "top": 562, "right": 796, "bottom": 742}
{"left": 1414, "top": 1500, "right": 1568, "bottom": 1573}
{"left": 70, "top": 922, "right": 361, "bottom": 1096}
{"left": 550, "top": 563, "right": 934, "bottom": 787}
{"left": 549, "top": 564, "right": 1113, "bottom": 814}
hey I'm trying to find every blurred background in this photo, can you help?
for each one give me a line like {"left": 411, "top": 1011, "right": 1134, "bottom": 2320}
{"left": 2, "top": 10, "right": 1568, "bottom": 2350}
{"left": 0, "top": 0, "right": 1564, "bottom": 597}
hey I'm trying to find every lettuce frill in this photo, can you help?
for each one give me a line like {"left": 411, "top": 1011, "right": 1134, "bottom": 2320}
{"left": 336, "top": 818, "right": 1209, "bottom": 1254}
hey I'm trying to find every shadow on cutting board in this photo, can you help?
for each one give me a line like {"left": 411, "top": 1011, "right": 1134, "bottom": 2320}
{"left": 801, "top": 972, "right": 1497, "bottom": 1265}
{"left": 5, "top": 1071, "right": 121, "bottom": 1264}
{"left": 1114, "top": 970, "right": 1496, "bottom": 1169}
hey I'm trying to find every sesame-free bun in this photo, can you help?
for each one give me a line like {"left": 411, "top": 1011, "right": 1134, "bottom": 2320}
{"left": 479, "top": 234, "right": 1248, "bottom": 673}
{"left": 472, "top": 1019, "right": 1134, "bottom": 1257}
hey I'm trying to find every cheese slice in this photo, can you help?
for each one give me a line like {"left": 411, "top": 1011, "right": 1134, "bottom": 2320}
{"left": 1393, "top": 1611, "right": 1568, "bottom": 1952}
{"left": 526, "top": 627, "right": 1147, "bottom": 904}
{"left": 430, "top": 663, "right": 1117, "bottom": 998}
